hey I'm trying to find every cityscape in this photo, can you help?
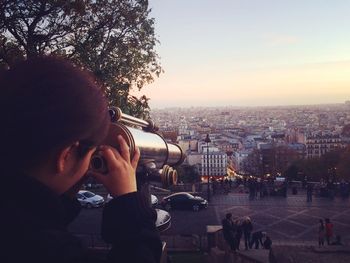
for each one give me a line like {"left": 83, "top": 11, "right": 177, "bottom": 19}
{"left": 151, "top": 102, "right": 350, "bottom": 180}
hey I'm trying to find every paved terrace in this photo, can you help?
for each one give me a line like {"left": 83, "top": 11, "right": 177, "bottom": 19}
{"left": 163, "top": 192, "right": 350, "bottom": 245}
{"left": 69, "top": 189, "right": 350, "bottom": 248}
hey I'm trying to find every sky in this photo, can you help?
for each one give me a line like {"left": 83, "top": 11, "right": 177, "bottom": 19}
{"left": 132, "top": 0, "right": 350, "bottom": 109}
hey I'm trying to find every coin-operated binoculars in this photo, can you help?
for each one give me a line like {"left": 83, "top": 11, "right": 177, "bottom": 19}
{"left": 90, "top": 107, "right": 185, "bottom": 188}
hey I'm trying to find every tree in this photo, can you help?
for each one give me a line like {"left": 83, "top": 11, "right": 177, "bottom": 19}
{"left": 0, "top": 0, "right": 161, "bottom": 117}
{"left": 298, "top": 158, "right": 326, "bottom": 181}
{"left": 342, "top": 124, "right": 350, "bottom": 137}
{"left": 176, "top": 164, "right": 200, "bottom": 184}
{"left": 285, "top": 147, "right": 350, "bottom": 182}
{"left": 284, "top": 163, "right": 299, "bottom": 181}
{"left": 336, "top": 146, "right": 350, "bottom": 180}
{"left": 274, "top": 145, "right": 299, "bottom": 176}
{"left": 242, "top": 149, "right": 263, "bottom": 176}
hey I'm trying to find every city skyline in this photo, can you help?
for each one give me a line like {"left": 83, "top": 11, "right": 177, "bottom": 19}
{"left": 132, "top": 0, "right": 350, "bottom": 109}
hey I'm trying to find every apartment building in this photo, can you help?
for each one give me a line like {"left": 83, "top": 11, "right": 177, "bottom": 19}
{"left": 201, "top": 151, "right": 228, "bottom": 177}
{"left": 306, "top": 133, "right": 341, "bottom": 158}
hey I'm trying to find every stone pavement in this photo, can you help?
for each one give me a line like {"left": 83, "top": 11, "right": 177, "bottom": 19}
{"left": 213, "top": 193, "right": 350, "bottom": 244}
{"left": 69, "top": 190, "right": 350, "bottom": 251}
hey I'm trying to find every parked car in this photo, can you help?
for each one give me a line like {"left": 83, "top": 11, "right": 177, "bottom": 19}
{"left": 76, "top": 190, "right": 105, "bottom": 208}
{"left": 106, "top": 194, "right": 158, "bottom": 207}
{"left": 155, "top": 208, "right": 171, "bottom": 232}
{"left": 161, "top": 192, "right": 208, "bottom": 212}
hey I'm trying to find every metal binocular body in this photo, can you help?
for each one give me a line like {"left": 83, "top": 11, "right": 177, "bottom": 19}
{"left": 90, "top": 107, "right": 185, "bottom": 187}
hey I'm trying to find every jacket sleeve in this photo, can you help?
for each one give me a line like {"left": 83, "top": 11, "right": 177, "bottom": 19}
{"left": 101, "top": 191, "right": 162, "bottom": 263}
{"left": 60, "top": 193, "right": 82, "bottom": 226}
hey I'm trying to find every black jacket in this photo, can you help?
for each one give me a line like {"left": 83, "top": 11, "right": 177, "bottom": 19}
{"left": 222, "top": 218, "right": 235, "bottom": 241}
{"left": 0, "top": 173, "right": 162, "bottom": 263}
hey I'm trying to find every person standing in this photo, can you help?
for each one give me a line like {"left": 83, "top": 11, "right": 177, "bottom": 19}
{"left": 325, "top": 218, "right": 334, "bottom": 245}
{"left": 263, "top": 236, "right": 272, "bottom": 249}
{"left": 248, "top": 179, "right": 255, "bottom": 200}
{"left": 222, "top": 213, "right": 236, "bottom": 251}
{"left": 318, "top": 219, "right": 325, "bottom": 247}
{"left": 234, "top": 219, "right": 243, "bottom": 251}
{"left": 306, "top": 183, "right": 313, "bottom": 202}
{"left": 242, "top": 217, "right": 253, "bottom": 250}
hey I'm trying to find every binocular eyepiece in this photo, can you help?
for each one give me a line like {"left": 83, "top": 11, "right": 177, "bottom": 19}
{"left": 90, "top": 108, "right": 185, "bottom": 187}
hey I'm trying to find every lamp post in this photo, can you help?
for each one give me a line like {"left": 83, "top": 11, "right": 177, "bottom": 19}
{"left": 204, "top": 134, "right": 211, "bottom": 202}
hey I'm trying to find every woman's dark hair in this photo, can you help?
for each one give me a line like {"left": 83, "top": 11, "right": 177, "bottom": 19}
{"left": 0, "top": 56, "right": 110, "bottom": 171}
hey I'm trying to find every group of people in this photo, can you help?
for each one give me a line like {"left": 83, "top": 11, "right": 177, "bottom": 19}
{"left": 305, "top": 178, "right": 350, "bottom": 201}
{"left": 247, "top": 178, "right": 272, "bottom": 200}
{"left": 222, "top": 214, "right": 272, "bottom": 252}
{"left": 318, "top": 218, "right": 343, "bottom": 247}
{"left": 212, "top": 178, "right": 233, "bottom": 195}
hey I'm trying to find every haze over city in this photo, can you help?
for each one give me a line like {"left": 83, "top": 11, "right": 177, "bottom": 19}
{"left": 133, "top": 0, "right": 350, "bottom": 109}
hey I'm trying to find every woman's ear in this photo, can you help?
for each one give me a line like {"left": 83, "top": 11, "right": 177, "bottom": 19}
{"left": 57, "top": 142, "right": 79, "bottom": 173}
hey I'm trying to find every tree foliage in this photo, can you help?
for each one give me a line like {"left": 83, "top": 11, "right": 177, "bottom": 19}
{"left": 242, "top": 149, "right": 263, "bottom": 176}
{"left": 0, "top": 0, "right": 161, "bottom": 117}
{"left": 285, "top": 147, "right": 350, "bottom": 181}
{"left": 342, "top": 124, "right": 350, "bottom": 137}
{"left": 176, "top": 164, "right": 200, "bottom": 184}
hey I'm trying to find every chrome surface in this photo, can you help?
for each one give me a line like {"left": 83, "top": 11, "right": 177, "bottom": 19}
{"left": 90, "top": 108, "right": 184, "bottom": 187}
{"left": 167, "top": 143, "right": 185, "bottom": 166}
{"left": 110, "top": 107, "right": 155, "bottom": 130}
{"left": 127, "top": 126, "right": 169, "bottom": 168}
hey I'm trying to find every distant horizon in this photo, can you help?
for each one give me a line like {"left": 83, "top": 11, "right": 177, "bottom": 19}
{"left": 149, "top": 100, "right": 349, "bottom": 110}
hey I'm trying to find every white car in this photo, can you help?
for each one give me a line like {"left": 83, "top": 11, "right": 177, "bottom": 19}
{"left": 106, "top": 194, "right": 158, "bottom": 207}
{"left": 76, "top": 190, "right": 105, "bottom": 208}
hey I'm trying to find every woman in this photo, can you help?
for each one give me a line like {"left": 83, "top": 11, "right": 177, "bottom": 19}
{"left": 325, "top": 218, "right": 334, "bottom": 245}
{"left": 0, "top": 56, "right": 162, "bottom": 263}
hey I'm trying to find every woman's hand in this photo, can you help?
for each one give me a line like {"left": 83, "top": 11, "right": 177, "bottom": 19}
{"left": 92, "top": 135, "right": 140, "bottom": 197}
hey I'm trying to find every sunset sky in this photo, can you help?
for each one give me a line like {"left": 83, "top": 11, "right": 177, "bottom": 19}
{"left": 133, "top": 0, "right": 350, "bottom": 108}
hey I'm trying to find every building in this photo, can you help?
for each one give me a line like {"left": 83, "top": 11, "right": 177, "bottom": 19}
{"left": 201, "top": 151, "right": 228, "bottom": 177}
{"left": 306, "top": 133, "right": 342, "bottom": 158}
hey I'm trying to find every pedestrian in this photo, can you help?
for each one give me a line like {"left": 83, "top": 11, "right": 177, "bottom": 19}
{"left": 327, "top": 180, "right": 335, "bottom": 200}
{"left": 248, "top": 179, "right": 256, "bottom": 200}
{"left": 325, "top": 218, "right": 334, "bottom": 245}
{"left": 242, "top": 216, "right": 253, "bottom": 250}
{"left": 212, "top": 179, "right": 217, "bottom": 195}
{"left": 263, "top": 235, "right": 272, "bottom": 249}
{"left": 222, "top": 213, "right": 236, "bottom": 251}
{"left": 318, "top": 219, "right": 325, "bottom": 247}
{"left": 306, "top": 183, "right": 313, "bottom": 202}
{"left": 234, "top": 218, "right": 243, "bottom": 250}
{"left": 0, "top": 56, "right": 162, "bottom": 263}
{"left": 250, "top": 231, "right": 266, "bottom": 249}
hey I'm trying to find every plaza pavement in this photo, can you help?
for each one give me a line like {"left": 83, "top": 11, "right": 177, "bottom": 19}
{"left": 164, "top": 191, "right": 350, "bottom": 245}
{"left": 69, "top": 189, "right": 350, "bottom": 248}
